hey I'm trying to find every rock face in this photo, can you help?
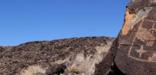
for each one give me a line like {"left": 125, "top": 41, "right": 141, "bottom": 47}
{"left": 104, "top": 0, "right": 156, "bottom": 75}
{"left": 96, "top": 0, "right": 156, "bottom": 75}
{"left": 0, "top": 37, "right": 114, "bottom": 75}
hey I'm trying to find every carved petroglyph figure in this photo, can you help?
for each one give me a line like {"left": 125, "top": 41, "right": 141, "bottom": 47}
{"left": 135, "top": 45, "right": 147, "bottom": 58}
{"left": 135, "top": 20, "right": 156, "bottom": 46}
{"left": 128, "top": 18, "right": 156, "bottom": 62}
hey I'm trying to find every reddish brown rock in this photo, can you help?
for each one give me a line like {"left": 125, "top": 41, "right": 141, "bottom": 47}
{"left": 114, "top": 0, "right": 156, "bottom": 75}
{"left": 95, "top": 0, "right": 156, "bottom": 75}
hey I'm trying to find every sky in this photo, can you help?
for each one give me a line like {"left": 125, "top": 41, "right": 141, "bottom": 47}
{"left": 0, "top": 0, "right": 128, "bottom": 46}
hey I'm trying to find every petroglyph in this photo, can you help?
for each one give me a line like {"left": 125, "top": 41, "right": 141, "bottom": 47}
{"left": 135, "top": 21, "right": 156, "bottom": 46}
{"left": 135, "top": 45, "right": 147, "bottom": 58}
{"left": 113, "top": 1, "right": 156, "bottom": 75}
{"left": 128, "top": 18, "right": 156, "bottom": 62}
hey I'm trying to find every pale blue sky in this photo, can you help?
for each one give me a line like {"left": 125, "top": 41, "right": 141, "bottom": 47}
{"left": 0, "top": 0, "right": 128, "bottom": 46}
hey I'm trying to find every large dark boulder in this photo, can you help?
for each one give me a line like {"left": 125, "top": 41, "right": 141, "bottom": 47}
{"left": 96, "top": 0, "right": 156, "bottom": 75}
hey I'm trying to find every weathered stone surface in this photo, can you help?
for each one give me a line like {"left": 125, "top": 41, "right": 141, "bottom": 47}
{"left": 0, "top": 37, "right": 114, "bottom": 75}
{"left": 94, "top": 1, "right": 156, "bottom": 75}
{"left": 113, "top": 0, "right": 156, "bottom": 75}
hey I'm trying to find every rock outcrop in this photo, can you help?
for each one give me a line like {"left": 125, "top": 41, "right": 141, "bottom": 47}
{"left": 95, "top": 0, "right": 156, "bottom": 75}
{"left": 94, "top": 0, "right": 156, "bottom": 75}
{"left": 0, "top": 37, "right": 114, "bottom": 75}
{"left": 115, "top": 0, "right": 156, "bottom": 75}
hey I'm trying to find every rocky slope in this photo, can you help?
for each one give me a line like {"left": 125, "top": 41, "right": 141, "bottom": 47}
{"left": 0, "top": 37, "right": 114, "bottom": 75}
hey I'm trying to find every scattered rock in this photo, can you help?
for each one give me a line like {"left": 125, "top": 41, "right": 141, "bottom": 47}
{"left": 0, "top": 37, "right": 114, "bottom": 75}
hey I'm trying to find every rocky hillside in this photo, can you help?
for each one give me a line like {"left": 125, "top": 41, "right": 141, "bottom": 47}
{"left": 0, "top": 37, "right": 114, "bottom": 75}
{"left": 2, "top": 1, "right": 156, "bottom": 75}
